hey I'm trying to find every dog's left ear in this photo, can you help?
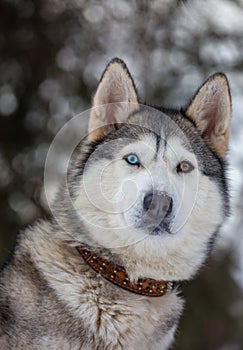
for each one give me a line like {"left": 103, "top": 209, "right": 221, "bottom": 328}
{"left": 88, "top": 58, "right": 139, "bottom": 141}
{"left": 185, "top": 73, "right": 231, "bottom": 158}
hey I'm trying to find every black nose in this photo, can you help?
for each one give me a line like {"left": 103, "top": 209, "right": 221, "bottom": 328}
{"left": 143, "top": 191, "right": 173, "bottom": 219}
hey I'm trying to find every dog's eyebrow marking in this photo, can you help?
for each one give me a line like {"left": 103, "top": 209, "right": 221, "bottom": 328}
{"left": 156, "top": 133, "right": 161, "bottom": 154}
{"left": 154, "top": 130, "right": 166, "bottom": 160}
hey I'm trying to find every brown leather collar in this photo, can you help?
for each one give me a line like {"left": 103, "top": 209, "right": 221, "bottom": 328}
{"left": 76, "top": 246, "right": 174, "bottom": 297}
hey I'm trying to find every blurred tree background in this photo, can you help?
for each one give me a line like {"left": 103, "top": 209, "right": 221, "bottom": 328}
{"left": 0, "top": 0, "right": 243, "bottom": 348}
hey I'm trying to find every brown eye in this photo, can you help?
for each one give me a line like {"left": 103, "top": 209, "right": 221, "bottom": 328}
{"left": 176, "top": 160, "right": 194, "bottom": 174}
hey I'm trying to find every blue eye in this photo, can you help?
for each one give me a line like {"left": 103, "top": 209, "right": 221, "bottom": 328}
{"left": 124, "top": 154, "right": 140, "bottom": 166}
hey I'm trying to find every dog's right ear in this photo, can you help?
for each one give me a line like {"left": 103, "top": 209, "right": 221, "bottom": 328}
{"left": 185, "top": 73, "right": 231, "bottom": 158}
{"left": 88, "top": 58, "right": 139, "bottom": 141}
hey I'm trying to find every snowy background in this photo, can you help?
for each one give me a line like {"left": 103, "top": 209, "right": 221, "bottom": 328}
{"left": 0, "top": 0, "right": 243, "bottom": 348}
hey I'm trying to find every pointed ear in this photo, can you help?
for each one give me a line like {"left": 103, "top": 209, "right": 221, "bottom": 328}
{"left": 185, "top": 73, "right": 231, "bottom": 158}
{"left": 88, "top": 58, "right": 139, "bottom": 141}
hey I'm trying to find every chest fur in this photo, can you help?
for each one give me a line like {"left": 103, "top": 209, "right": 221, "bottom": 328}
{"left": 45, "top": 262, "right": 183, "bottom": 349}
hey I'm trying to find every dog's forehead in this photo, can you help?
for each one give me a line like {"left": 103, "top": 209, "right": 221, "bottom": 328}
{"left": 90, "top": 107, "right": 196, "bottom": 162}
{"left": 128, "top": 107, "right": 192, "bottom": 151}
{"left": 128, "top": 107, "right": 168, "bottom": 136}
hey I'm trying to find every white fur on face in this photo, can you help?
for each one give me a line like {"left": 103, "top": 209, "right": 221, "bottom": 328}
{"left": 74, "top": 132, "right": 224, "bottom": 280}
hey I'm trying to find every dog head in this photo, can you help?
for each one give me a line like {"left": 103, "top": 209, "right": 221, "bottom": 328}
{"left": 66, "top": 58, "right": 231, "bottom": 281}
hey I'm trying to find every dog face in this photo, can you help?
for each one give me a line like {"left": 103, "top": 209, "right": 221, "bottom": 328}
{"left": 70, "top": 59, "right": 231, "bottom": 281}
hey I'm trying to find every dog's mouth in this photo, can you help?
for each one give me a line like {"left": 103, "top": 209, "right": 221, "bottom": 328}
{"left": 149, "top": 220, "right": 172, "bottom": 236}
{"left": 138, "top": 216, "right": 173, "bottom": 236}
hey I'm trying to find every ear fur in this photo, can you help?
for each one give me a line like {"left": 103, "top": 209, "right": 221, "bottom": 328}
{"left": 88, "top": 58, "right": 139, "bottom": 141}
{"left": 185, "top": 73, "right": 231, "bottom": 158}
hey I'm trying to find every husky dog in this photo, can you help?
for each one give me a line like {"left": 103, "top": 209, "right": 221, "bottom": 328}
{"left": 0, "top": 58, "right": 231, "bottom": 350}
